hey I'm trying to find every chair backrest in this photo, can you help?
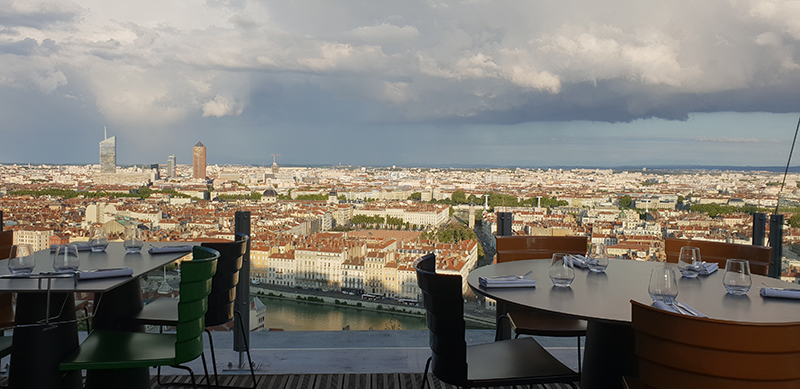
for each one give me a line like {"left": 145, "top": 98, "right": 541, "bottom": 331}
{"left": 0, "top": 230, "right": 14, "bottom": 327}
{"left": 200, "top": 233, "right": 249, "bottom": 327}
{"left": 630, "top": 300, "right": 800, "bottom": 389}
{"left": 664, "top": 238, "right": 771, "bottom": 276}
{"left": 175, "top": 246, "right": 219, "bottom": 364}
{"left": 496, "top": 235, "right": 588, "bottom": 263}
{"left": 414, "top": 254, "right": 467, "bottom": 386}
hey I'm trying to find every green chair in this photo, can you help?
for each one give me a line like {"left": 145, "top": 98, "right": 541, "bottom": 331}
{"left": 60, "top": 246, "right": 219, "bottom": 388}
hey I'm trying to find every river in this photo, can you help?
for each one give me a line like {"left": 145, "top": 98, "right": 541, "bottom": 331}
{"left": 257, "top": 296, "right": 428, "bottom": 331}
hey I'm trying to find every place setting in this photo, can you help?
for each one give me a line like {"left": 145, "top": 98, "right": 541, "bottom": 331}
{"left": 677, "top": 246, "right": 718, "bottom": 278}
{"left": 3, "top": 243, "right": 134, "bottom": 283}
{"left": 648, "top": 265, "right": 706, "bottom": 317}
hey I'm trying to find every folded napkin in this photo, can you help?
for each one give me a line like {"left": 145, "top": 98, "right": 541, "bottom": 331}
{"left": 478, "top": 274, "right": 536, "bottom": 288}
{"left": 691, "top": 262, "right": 719, "bottom": 275}
{"left": 760, "top": 287, "right": 800, "bottom": 300}
{"left": 77, "top": 267, "right": 133, "bottom": 280}
{"left": 50, "top": 243, "right": 92, "bottom": 252}
{"left": 569, "top": 254, "right": 589, "bottom": 268}
{"left": 653, "top": 300, "right": 707, "bottom": 317}
{"left": 148, "top": 245, "right": 193, "bottom": 254}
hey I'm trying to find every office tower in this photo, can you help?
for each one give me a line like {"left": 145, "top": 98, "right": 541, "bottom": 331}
{"left": 167, "top": 155, "right": 176, "bottom": 179}
{"left": 99, "top": 134, "right": 116, "bottom": 173}
{"left": 193, "top": 142, "right": 206, "bottom": 179}
{"left": 150, "top": 163, "right": 160, "bottom": 180}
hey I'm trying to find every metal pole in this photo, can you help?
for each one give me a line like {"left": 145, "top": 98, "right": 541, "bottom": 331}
{"left": 234, "top": 211, "right": 251, "bottom": 367}
{"left": 768, "top": 214, "right": 784, "bottom": 279}
{"left": 752, "top": 213, "right": 766, "bottom": 246}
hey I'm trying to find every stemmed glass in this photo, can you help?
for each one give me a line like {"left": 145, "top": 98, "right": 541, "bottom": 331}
{"left": 549, "top": 253, "right": 575, "bottom": 287}
{"left": 678, "top": 246, "right": 702, "bottom": 278}
{"left": 649, "top": 266, "right": 678, "bottom": 304}
{"left": 53, "top": 244, "right": 80, "bottom": 273}
{"left": 587, "top": 243, "right": 609, "bottom": 273}
{"left": 123, "top": 227, "right": 144, "bottom": 253}
{"left": 723, "top": 259, "right": 751, "bottom": 295}
{"left": 8, "top": 244, "right": 35, "bottom": 275}
{"left": 89, "top": 225, "right": 108, "bottom": 252}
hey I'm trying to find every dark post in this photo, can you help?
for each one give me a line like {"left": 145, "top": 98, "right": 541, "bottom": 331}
{"left": 497, "top": 212, "right": 513, "bottom": 236}
{"left": 753, "top": 212, "right": 766, "bottom": 246}
{"left": 233, "top": 211, "right": 251, "bottom": 363}
{"left": 768, "top": 215, "right": 783, "bottom": 279}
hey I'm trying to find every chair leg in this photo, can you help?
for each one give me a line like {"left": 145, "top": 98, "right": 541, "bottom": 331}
{"left": 232, "top": 311, "right": 259, "bottom": 389}
{"left": 172, "top": 364, "right": 198, "bottom": 389}
{"left": 577, "top": 336, "right": 582, "bottom": 374}
{"left": 200, "top": 350, "right": 212, "bottom": 388}
{"left": 421, "top": 357, "right": 431, "bottom": 389}
{"left": 204, "top": 328, "right": 220, "bottom": 387}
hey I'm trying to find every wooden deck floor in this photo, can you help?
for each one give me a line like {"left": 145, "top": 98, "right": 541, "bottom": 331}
{"left": 155, "top": 374, "right": 578, "bottom": 389}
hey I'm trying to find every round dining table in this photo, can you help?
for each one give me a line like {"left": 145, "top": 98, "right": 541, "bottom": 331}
{"left": 467, "top": 258, "right": 800, "bottom": 389}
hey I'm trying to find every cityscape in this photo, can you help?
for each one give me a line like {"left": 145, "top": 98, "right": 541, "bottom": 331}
{"left": 3, "top": 138, "right": 800, "bottom": 323}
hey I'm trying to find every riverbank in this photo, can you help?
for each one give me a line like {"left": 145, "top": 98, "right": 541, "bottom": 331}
{"left": 249, "top": 284, "right": 495, "bottom": 328}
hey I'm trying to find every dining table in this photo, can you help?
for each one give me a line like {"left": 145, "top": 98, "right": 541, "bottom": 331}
{"left": 468, "top": 258, "right": 800, "bottom": 389}
{"left": 0, "top": 242, "right": 197, "bottom": 389}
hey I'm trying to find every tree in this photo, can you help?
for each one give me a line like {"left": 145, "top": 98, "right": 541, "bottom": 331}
{"left": 619, "top": 195, "right": 633, "bottom": 208}
{"left": 677, "top": 195, "right": 685, "bottom": 203}
{"left": 788, "top": 215, "right": 800, "bottom": 228}
{"left": 451, "top": 190, "right": 467, "bottom": 204}
{"left": 408, "top": 192, "right": 422, "bottom": 200}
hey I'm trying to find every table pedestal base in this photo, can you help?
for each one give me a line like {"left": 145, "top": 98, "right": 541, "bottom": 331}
{"left": 86, "top": 278, "right": 148, "bottom": 389}
{"left": 10, "top": 292, "right": 81, "bottom": 389}
{"left": 580, "top": 321, "right": 638, "bottom": 389}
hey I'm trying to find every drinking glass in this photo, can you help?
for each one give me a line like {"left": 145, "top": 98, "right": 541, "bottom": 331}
{"left": 123, "top": 227, "right": 144, "bottom": 253}
{"left": 549, "top": 253, "right": 575, "bottom": 287}
{"left": 8, "top": 244, "right": 35, "bottom": 275}
{"left": 587, "top": 243, "right": 609, "bottom": 273}
{"left": 649, "top": 266, "right": 678, "bottom": 303}
{"left": 53, "top": 244, "right": 80, "bottom": 272}
{"left": 89, "top": 225, "right": 108, "bottom": 252}
{"left": 723, "top": 259, "right": 751, "bottom": 295}
{"left": 678, "top": 246, "right": 702, "bottom": 278}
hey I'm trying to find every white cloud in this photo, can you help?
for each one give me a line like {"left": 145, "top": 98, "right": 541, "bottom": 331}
{"left": 202, "top": 94, "right": 243, "bottom": 117}
{"left": 348, "top": 23, "right": 419, "bottom": 43}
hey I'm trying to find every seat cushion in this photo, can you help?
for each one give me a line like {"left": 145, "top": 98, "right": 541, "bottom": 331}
{"left": 508, "top": 309, "right": 587, "bottom": 337}
{"left": 466, "top": 337, "right": 578, "bottom": 385}
{"left": 61, "top": 331, "right": 176, "bottom": 371}
{"left": 131, "top": 298, "right": 179, "bottom": 326}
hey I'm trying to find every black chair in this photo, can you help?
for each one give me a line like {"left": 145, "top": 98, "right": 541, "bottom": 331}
{"left": 414, "top": 254, "right": 579, "bottom": 389}
{"left": 131, "top": 234, "right": 257, "bottom": 388}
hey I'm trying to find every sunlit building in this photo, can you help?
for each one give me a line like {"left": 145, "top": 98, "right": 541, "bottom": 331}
{"left": 192, "top": 142, "right": 206, "bottom": 179}
{"left": 99, "top": 136, "right": 116, "bottom": 173}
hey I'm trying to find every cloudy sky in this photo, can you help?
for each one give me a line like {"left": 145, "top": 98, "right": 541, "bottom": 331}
{"left": 2, "top": 0, "right": 800, "bottom": 168}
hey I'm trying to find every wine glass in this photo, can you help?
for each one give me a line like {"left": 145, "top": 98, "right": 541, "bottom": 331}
{"left": 723, "top": 259, "right": 751, "bottom": 295}
{"left": 123, "top": 227, "right": 144, "bottom": 253}
{"left": 8, "top": 244, "right": 35, "bottom": 275}
{"left": 53, "top": 244, "right": 80, "bottom": 273}
{"left": 549, "top": 253, "right": 575, "bottom": 287}
{"left": 678, "top": 246, "right": 702, "bottom": 278}
{"left": 89, "top": 225, "right": 108, "bottom": 252}
{"left": 587, "top": 243, "right": 609, "bottom": 273}
{"left": 649, "top": 266, "right": 678, "bottom": 304}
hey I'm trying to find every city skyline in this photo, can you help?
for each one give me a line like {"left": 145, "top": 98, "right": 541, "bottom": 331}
{"left": 1, "top": 1, "right": 800, "bottom": 167}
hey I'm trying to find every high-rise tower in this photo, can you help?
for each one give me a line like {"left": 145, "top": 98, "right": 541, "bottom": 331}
{"left": 167, "top": 155, "right": 176, "bottom": 179}
{"left": 193, "top": 142, "right": 206, "bottom": 179}
{"left": 99, "top": 128, "right": 116, "bottom": 173}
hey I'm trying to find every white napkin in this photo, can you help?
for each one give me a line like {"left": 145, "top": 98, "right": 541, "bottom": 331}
{"left": 77, "top": 267, "right": 133, "bottom": 280}
{"left": 569, "top": 254, "right": 589, "bottom": 268}
{"left": 50, "top": 243, "right": 92, "bottom": 252}
{"left": 652, "top": 301, "right": 707, "bottom": 317}
{"left": 148, "top": 245, "right": 193, "bottom": 254}
{"left": 479, "top": 273, "right": 536, "bottom": 288}
{"left": 760, "top": 287, "right": 800, "bottom": 300}
{"left": 692, "top": 262, "right": 719, "bottom": 275}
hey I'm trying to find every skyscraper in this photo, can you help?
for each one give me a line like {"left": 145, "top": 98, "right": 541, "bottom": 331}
{"left": 167, "top": 155, "right": 176, "bottom": 179}
{"left": 99, "top": 132, "right": 116, "bottom": 173}
{"left": 193, "top": 142, "right": 206, "bottom": 179}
